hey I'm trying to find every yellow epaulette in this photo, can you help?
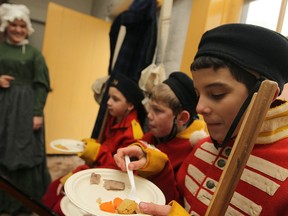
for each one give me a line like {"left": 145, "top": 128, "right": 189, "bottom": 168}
{"left": 131, "top": 119, "right": 144, "bottom": 139}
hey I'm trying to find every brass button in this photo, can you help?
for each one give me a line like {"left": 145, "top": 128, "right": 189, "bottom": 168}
{"left": 225, "top": 148, "right": 231, "bottom": 156}
{"left": 206, "top": 180, "right": 215, "bottom": 189}
{"left": 217, "top": 159, "right": 226, "bottom": 168}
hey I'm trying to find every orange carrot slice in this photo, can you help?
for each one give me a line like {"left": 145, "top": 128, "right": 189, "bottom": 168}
{"left": 99, "top": 201, "right": 115, "bottom": 213}
{"left": 113, "top": 197, "right": 123, "bottom": 209}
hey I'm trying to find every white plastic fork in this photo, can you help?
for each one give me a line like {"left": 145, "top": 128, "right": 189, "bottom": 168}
{"left": 125, "top": 155, "right": 141, "bottom": 204}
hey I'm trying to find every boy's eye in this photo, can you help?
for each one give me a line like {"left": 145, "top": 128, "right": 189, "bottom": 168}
{"left": 154, "top": 108, "right": 162, "bottom": 113}
{"left": 110, "top": 95, "right": 119, "bottom": 101}
{"left": 151, "top": 107, "right": 158, "bottom": 112}
{"left": 150, "top": 107, "right": 163, "bottom": 114}
{"left": 210, "top": 93, "right": 226, "bottom": 100}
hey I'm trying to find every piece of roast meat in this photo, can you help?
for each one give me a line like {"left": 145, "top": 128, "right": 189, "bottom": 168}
{"left": 90, "top": 173, "right": 101, "bottom": 184}
{"left": 103, "top": 179, "right": 125, "bottom": 191}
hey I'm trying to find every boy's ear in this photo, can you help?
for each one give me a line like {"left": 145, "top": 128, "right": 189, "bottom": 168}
{"left": 177, "top": 110, "right": 190, "bottom": 125}
{"left": 127, "top": 103, "right": 135, "bottom": 112}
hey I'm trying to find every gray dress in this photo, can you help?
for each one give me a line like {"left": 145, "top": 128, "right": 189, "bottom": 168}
{"left": 0, "top": 41, "right": 51, "bottom": 214}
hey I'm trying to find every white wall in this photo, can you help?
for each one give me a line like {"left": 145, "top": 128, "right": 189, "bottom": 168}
{"left": 161, "top": 0, "right": 192, "bottom": 74}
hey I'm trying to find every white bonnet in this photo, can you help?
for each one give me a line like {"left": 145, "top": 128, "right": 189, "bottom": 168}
{"left": 0, "top": 3, "right": 34, "bottom": 35}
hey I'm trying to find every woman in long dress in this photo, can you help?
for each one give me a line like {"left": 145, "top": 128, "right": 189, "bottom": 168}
{"left": 0, "top": 3, "right": 51, "bottom": 214}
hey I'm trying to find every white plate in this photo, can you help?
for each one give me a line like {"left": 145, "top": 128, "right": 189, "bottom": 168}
{"left": 50, "top": 139, "right": 84, "bottom": 153}
{"left": 64, "top": 168, "right": 166, "bottom": 216}
{"left": 61, "top": 196, "right": 93, "bottom": 216}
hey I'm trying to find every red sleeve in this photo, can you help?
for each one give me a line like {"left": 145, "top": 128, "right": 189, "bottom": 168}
{"left": 92, "top": 145, "right": 119, "bottom": 170}
{"left": 145, "top": 161, "right": 181, "bottom": 204}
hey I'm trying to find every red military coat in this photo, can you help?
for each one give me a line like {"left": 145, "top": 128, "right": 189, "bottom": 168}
{"left": 143, "top": 119, "right": 206, "bottom": 174}
{"left": 174, "top": 99, "right": 288, "bottom": 215}
{"left": 42, "top": 109, "right": 144, "bottom": 215}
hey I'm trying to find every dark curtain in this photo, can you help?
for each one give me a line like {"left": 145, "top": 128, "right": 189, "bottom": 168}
{"left": 91, "top": 0, "right": 157, "bottom": 138}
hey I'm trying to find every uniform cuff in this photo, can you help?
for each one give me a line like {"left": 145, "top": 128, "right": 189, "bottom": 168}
{"left": 168, "top": 200, "right": 190, "bottom": 216}
{"left": 78, "top": 138, "right": 101, "bottom": 165}
{"left": 131, "top": 142, "right": 168, "bottom": 177}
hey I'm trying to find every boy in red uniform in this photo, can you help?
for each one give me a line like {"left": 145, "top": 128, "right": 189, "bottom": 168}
{"left": 141, "top": 71, "right": 207, "bottom": 174}
{"left": 44, "top": 71, "right": 207, "bottom": 215}
{"left": 114, "top": 24, "right": 288, "bottom": 215}
{"left": 137, "top": 71, "right": 207, "bottom": 203}
{"left": 43, "top": 73, "right": 146, "bottom": 215}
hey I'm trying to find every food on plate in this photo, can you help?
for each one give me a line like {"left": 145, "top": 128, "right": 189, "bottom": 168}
{"left": 99, "top": 197, "right": 139, "bottom": 214}
{"left": 103, "top": 179, "right": 125, "bottom": 191}
{"left": 96, "top": 197, "right": 102, "bottom": 204}
{"left": 54, "top": 143, "right": 69, "bottom": 150}
{"left": 99, "top": 200, "right": 115, "bottom": 213}
{"left": 99, "top": 197, "right": 124, "bottom": 213}
{"left": 90, "top": 173, "right": 125, "bottom": 191}
{"left": 113, "top": 197, "right": 123, "bottom": 209}
{"left": 116, "top": 198, "right": 138, "bottom": 214}
{"left": 90, "top": 172, "right": 101, "bottom": 184}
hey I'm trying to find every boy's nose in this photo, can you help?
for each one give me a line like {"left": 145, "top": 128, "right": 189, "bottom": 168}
{"left": 196, "top": 97, "right": 210, "bottom": 115}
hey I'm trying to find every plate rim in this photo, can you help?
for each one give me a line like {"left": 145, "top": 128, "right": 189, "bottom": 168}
{"left": 61, "top": 195, "right": 88, "bottom": 216}
{"left": 64, "top": 168, "right": 166, "bottom": 216}
{"left": 50, "top": 138, "right": 84, "bottom": 153}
